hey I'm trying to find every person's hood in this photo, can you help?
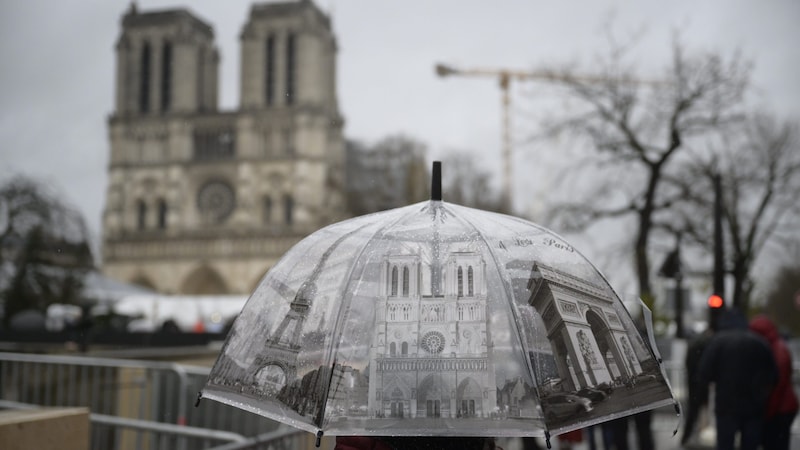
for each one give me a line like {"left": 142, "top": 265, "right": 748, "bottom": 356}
{"left": 749, "top": 314, "right": 779, "bottom": 344}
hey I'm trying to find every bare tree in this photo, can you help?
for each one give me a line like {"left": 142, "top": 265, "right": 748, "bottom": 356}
{"left": 540, "top": 40, "right": 751, "bottom": 306}
{"left": 345, "top": 134, "right": 428, "bottom": 215}
{"left": 761, "top": 241, "right": 800, "bottom": 334}
{"left": 723, "top": 117, "right": 800, "bottom": 310}
{"left": 0, "top": 176, "right": 93, "bottom": 325}
{"left": 670, "top": 114, "right": 800, "bottom": 311}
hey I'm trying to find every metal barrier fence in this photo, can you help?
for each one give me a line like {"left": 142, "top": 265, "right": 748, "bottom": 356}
{"left": 14, "top": 350, "right": 797, "bottom": 449}
{"left": 0, "top": 351, "right": 320, "bottom": 450}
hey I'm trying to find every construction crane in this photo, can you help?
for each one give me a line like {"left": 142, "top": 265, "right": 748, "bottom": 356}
{"left": 435, "top": 63, "right": 660, "bottom": 213}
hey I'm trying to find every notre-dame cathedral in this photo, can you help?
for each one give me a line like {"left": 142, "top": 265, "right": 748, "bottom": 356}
{"left": 101, "top": 1, "right": 347, "bottom": 295}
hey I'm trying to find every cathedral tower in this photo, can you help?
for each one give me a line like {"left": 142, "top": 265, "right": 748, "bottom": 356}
{"left": 102, "top": 1, "right": 346, "bottom": 295}
{"left": 114, "top": 3, "right": 219, "bottom": 116}
{"left": 239, "top": 0, "right": 338, "bottom": 112}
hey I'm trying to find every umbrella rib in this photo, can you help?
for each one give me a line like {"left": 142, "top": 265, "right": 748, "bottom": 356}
{"left": 315, "top": 204, "right": 421, "bottom": 430}
{"left": 307, "top": 223, "right": 375, "bottom": 428}
{"left": 449, "top": 205, "right": 550, "bottom": 429}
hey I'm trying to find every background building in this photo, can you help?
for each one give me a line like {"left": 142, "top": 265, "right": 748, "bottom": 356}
{"left": 344, "top": 136, "right": 429, "bottom": 215}
{"left": 102, "top": 1, "right": 346, "bottom": 295}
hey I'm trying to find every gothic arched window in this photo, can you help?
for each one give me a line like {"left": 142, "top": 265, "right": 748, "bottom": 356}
{"left": 285, "top": 33, "right": 296, "bottom": 105}
{"left": 283, "top": 194, "right": 293, "bottom": 225}
{"left": 265, "top": 34, "right": 276, "bottom": 106}
{"left": 160, "top": 41, "right": 172, "bottom": 111}
{"left": 401, "top": 342, "right": 408, "bottom": 355}
{"left": 263, "top": 196, "right": 272, "bottom": 224}
{"left": 389, "top": 342, "right": 396, "bottom": 356}
{"left": 391, "top": 266, "right": 398, "bottom": 296}
{"left": 457, "top": 267, "right": 464, "bottom": 297}
{"left": 402, "top": 266, "right": 409, "bottom": 296}
{"left": 197, "top": 46, "right": 205, "bottom": 109}
{"left": 137, "top": 199, "right": 147, "bottom": 230}
{"left": 139, "top": 42, "right": 151, "bottom": 113}
{"left": 157, "top": 198, "right": 167, "bottom": 229}
{"left": 468, "top": 266, "right": 474, "bottom": 296}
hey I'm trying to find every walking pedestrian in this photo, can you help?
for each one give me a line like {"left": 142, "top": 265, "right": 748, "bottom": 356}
{"left": 749, "top": 314, "right": 799, "bottom": 450}
{"left": 681, "top": 328, "right": 712, "bottom": 445}
{"left": 607, "top": 411, "right": 653, "bottom": 450}
{"left": 698, "top": 309, "right": 778, "bottom": 450}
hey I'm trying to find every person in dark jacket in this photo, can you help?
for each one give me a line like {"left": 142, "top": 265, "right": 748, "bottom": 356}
{"left": 749, "top": 314, "right": 799, "bottom": 450}
{"left": 681, "top": 328, "right": 712, "bottom": 445}
{"left": 698, "top": 309, "right": 778, "bottom": 450}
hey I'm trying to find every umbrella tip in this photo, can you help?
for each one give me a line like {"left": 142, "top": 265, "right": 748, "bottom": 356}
{"left": 431, "top": 161, "right": 442, "bottom": 201}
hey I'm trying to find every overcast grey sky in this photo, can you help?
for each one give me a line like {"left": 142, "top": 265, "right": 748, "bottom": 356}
{"left": 1, "top": 0, "right": 798, "bottom": 262}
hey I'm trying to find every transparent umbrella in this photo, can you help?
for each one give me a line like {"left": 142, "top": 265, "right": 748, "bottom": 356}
{"left": 199, "top": 162, "right": 676, "bottom": 442}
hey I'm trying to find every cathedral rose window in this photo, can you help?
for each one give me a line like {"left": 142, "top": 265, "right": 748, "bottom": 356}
{"left": 420, "top": 331, "right": 445, "bottom": 355}
{"left": 197, "top": 180, "right": 236, "bottom": 223}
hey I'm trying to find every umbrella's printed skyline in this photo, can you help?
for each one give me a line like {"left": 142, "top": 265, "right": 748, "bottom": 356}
{"left": 203, "top": 201, "right": 674, "bottom": 436}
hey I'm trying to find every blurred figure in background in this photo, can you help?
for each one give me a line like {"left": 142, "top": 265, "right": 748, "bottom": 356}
{"left": 698, "top": 309, "right": 778, "bottom": 450}
{"left": 749, "top": 314, "right": 798, "bottom": 450}
{"left": 556, "top": 429, "right": 583, "bottom": 449}
{"left": 335, "top": 437, "right": 391, "bottom": 450}
{"left": 520, "top": 436, "right": 541, "bottom": 450}
{"left": 607, "top": 411, "right": 653, "bottom": 450}
{"left": 76, "top": 303, "right": 94, "bottom": 352}
{"left": 681, "top": 328, "right": 713, "bottom": 445}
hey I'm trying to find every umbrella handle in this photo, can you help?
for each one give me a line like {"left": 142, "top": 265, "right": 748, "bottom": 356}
{"left": 315, "top": 430, "right": 323, "bottom": 448}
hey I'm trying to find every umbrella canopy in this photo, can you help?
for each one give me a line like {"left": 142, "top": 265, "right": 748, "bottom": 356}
{"left": 201, "top": 167, "right": 675, "bottom": 439}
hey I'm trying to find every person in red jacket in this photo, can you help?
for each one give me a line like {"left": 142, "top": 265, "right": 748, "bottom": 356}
{"left": 750, "top": 315, "right": 799, "bottom": 450}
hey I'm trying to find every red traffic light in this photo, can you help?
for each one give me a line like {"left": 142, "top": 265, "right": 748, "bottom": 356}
{"left": 708, "top": 294, "right": 724, "bottom": 308}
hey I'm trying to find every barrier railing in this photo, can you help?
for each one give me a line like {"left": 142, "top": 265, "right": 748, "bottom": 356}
{"left": 0, "top": 351, "right": 290, "bottom": 450}
{"left": 11, "top": 350, "right": 793, "bottom": 449}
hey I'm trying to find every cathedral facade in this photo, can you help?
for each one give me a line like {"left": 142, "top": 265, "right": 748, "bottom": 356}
{"left": 102, "top": 1, "right": 346, "bottom": 295}
{"left": 368, "top": 251, "right": 497, "bottom": 419}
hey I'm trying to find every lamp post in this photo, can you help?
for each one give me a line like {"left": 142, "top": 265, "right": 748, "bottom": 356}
{"left": 659, "top": 234, "right": 685, "bottom": 338}
{"left": 674, "top": 237, "right": 685, "bottom": 338}
{"left": 709, "top": 171, "right": 726, "bottom": 330}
